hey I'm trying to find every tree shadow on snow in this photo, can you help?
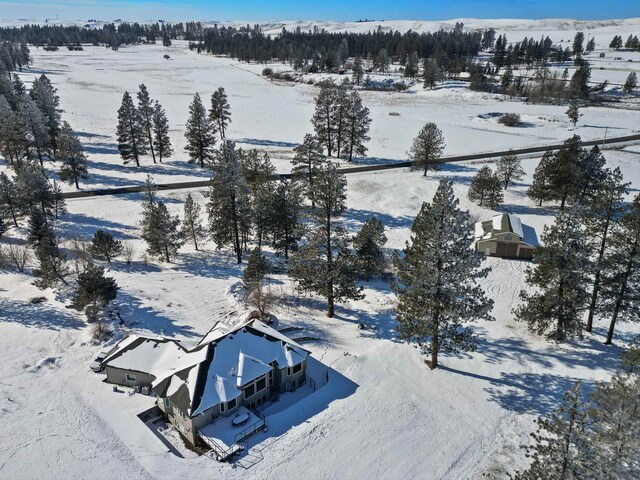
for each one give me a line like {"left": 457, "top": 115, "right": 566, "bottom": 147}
{"left": 0, "top": 299, "right": 84, "bottom": 331}
{"left": 235, "top": 138, "right": 299, "bottom": 149}
{"left": 342, "top": 208, "right": 414, "bottom": 230}
{"left": 58, "top": 212, "right": 138, "bottom": 241}
{"left": 114, "top": 291, "right": 199, "bottom": 338}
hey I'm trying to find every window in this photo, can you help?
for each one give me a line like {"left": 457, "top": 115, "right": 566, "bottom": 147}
{"left": 504, "top": 234, "right": 512, "bottom": 241}
{"left": 220, "top": 402, "right": 226, "bottom": 413}
{"left": 163, "top": 397, "right": 171, "bottom": 409}
{"left": 256, "top": 377, "right": 266, "bottom": 392}
{"left": 227, "top": 398, "right": 237, "bottom": 410}
{"left": 292, "top": 363, "right": 302, "bottom": 374}
{"left": 126, "top": 373, "right": 136, "bottom": 382}
{"left": 269, "top": 370, "right": 273, "bottom": 386}
{"left": 245, "top": 383, "right": 255, "bottom": 398}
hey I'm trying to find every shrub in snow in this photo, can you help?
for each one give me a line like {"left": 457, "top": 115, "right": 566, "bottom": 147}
{"left": 498, "top": 113, "right": 521, "bottom": 126}
{"left": 393, "top": 81, "right": 408, "bottom": 91}
{"left": 262, "top": 67, "right": 273, "bottom": 77}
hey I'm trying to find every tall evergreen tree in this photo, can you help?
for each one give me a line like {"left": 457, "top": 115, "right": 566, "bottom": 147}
{"left": 468, "top": 166, "right": 504, "bottom": 208}
{"left": 289, "top": 162, "right": 363, "bottom": 317}
{"left": 269, "top": 180, "right": 302, "bottom": 260}
{"left": 33, "top": 233, "right": 69, "bottom": 289}
{"left": 116, "top": 91, "right": 147, "bottom": 166}
{"left": 137, "top": 84, "right": 157, "bottom": 163}
{"left": 206, "top": 141, "right": 250, "bottom": 263}
{"left": 515, "top": 207, "right": 590, "bottom": 341}
{"left": 0, "top": 95, "right": 28, "bottom": 165}
{"left": 343, "top": 90, "right": 371, "bottom": 162}
{"left": 583, "top": 168, "right": 629, "bottom": 333}
{"left": 291, "top": 133, "right": 325, "bottom": 207}
{"left": 29, "top": 74, "right": 61, "bottom": 157}
{"left": 511, "top": 382, "right": 590, "bottom": 480}
{"left": 17, "top": 94, "right": 50, "bottom": 166}
{"left": 58, "top": 121, "right": 88, "bottom": 189}
{"left": 185, "top": 93, "right": 216, "bottom": 168}
{"left": 209, "top": 87, "right": 231, "bottom": 140}
{"left": 623, "top": 72, "right": 637, "bottom": 94}
{"left": 27, "top": 207, "right": 54, "bottom": 247}
{"left": 311, "top": 81, "right": 337, "bottom": 156}
{"left": 352, "top": 56, "right": 364, "bottom": 85}
{"left": 243, "top": 247, "right": 270, "bottom": 291}
{"left": 0, "top": 172, "right": 18, "bottom": 227}
{"left": 587, "top": 371, "right": 640, "bottom": 478}
{"left": 408, "top": 123, "right": 445, "bottom": 176}
{"left": 599, "top": 194, "right": 640, "bottom": 345}
{"left": 151, "top": 101, "right": 173, "bottom": 162}
{"left": 14, "top": 162, "right": 54, "bottom": 217}
{"left": 353, "top": 216, "right": 387, "bottom": 281}
{"left": 140, "top": 178, "right": 183, "bottom": 262}
{"left": 528, "top": 150, "right": 554, "bottom": 206}
{"left": 422, "top": 58, "right": 439, "bottom": 90}
{"left": 496, "top": 150, "right": 525, "bottom": 189}
{"left": 394, "top": 179, "right": 494, "bottom": 369}
{"left": 182, "top": 193, "right": 204, "bottom": 251}
{"left": 566, "top": 100, "right": 582, "bottom": 127}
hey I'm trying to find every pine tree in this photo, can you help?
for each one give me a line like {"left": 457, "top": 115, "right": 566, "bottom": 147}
{"left": 528, "top": 150, "right": 554, "bottom": 206}
{"left": 566, "top": 100, "right": 582, "bottom": 127}
{"left": 333, "top": 85, "right": 350, "bottom": 159}
{"left": 394, "top": 179, "right": 494, "bottom": 369}
{"left": 422, "top": 58, "right": 439, "bottom": 90}
{"left": 88, "top": 229, "right": 123, "bottom": 262}
{"left": 514, "top": 207, "right": 590, "bottom": 341}
{"left": 511, "top": 382, "right": 590, "bottom": 480}
{"left": 547, "top": 136, "right": 585, "bottom": 209}
{"left": 496, "top": 150, "right": 525, "bottom": 189}
{"left": 116, "top": 91, "right": 147, "bottom": 166}
{"left": 0, "top": 172, "right": 18, "bottom": 227}
{"left": 72, "top": 262, "right": 119, "bottom": 322}
{"left": 14, "top": 162, "right": 54, "bottom": 217}
{"left": 185, "top": 93, "right": 216, "bottom": 168}
{"left": 353, "top": 216, "right": 387, "bottom": 281}
{"left": 243, "top": 247, "right": 270, "bottom": 290}
{"left": 573, "top": 32, "right": 585, "bottom": 57}
{"left": 586, "top": 37, "right": 595, "bottom": 52}
{"left": 206, "top": 141, "right": 250, "bottom": 263}
{"left": 468, "top": 166, "right": 503, "bottom": 208}
{"left": 51, "top": 179, "right": 66, "bottom": 220}
{"left": 209, "top": 87, "right": 231, "bottom": 140}
{"left": 404, "top": 51, "right": 419, "bottom": 78}
{"left": 570, "top": 61, "right": 591, "bottom": 99}
{"left": 352, "top": 56, "right": 364, "bottom": 85}
{"left": 587, "top": 372, "right": 640, "bottom": 479}
{"left": 312, "top": 81, "right": 337, "bottom": 156}
{"left": 17, "top": 94, "right": 50, "bottom": 166}
{"left": 0, "top": 95, "right": 29, "bottom": 165}
{"left": 609, "top": 35, "right": 623, "bottom": 50}
{"left": 29, "top": 74, "right": 61, "bottom": 157}
{"left": 27, "top": 207, "right": 54, "bottom": 247}
{"left": 576, "top": 145, "right": 607, "bottom": 205}
{"left": 343, "top": 90, "right": 371, "bottom": 162}
{"left": 137, "top": 84, "right": 157, "bottom": 163}
{"left": 33, "top": 233, "right": 69, "bottom": 289}
{"left": 151, "top": 101, "right": 172, "bottom": 162}
{"left": 182, "top": 193, "right": 204, "bottom": 250}
{"left": 289, "top": 162, "right": 363, "bottom": 317}
{"left": 291, "top": 133, "right": 325, "bottom": 207}
{"left": 269, "top": 180, "right": 302, "bottom": 260}
{"left": 583, "top": 168, "right": 629, "bottom": 333}
{"left": 162, "top": 33, "right": 172, "bottom": 47}
{"left": 140, "top": 178, "right": 183, "bottom": 262}
{"left": 408, "top": 123, "right": 445, "bottom": 176}
{"left": 58, "top": 121, "right": 88, "bottom": 189}
{"left": 599, "top": 194, "right": 640, "bottom": 345}
{"left": 623, "top": 72, "right": 637, "bottom": 94}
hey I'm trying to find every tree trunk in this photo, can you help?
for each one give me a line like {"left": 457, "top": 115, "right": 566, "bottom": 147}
{"left": 164, "top": 244, "right": 170, "bottom": 263}
{"left": 586, "top": 220, "right": 610, "bottom": 332}
{"left": 423, "top": 158, "right": 428, "bottom": 177}
{"left": 8, "top": 202, "right": 18, "bottom": 227}
{"left": 147, "top": 124, "right": 156, "bottom": 163}
{"left": 430, "top": 331, "right": 439, "bottom": 369}
{"left": 75, "top": 176, "right": 79, "bottom": 189}
{"left": 326, "top": 206, "right": 333, "bottom": 317}
{"left": 193, "top": 231, "right": 199, "bottom": 251}
{"left": 231, "top": 194, "right": 241, "bottom": 264}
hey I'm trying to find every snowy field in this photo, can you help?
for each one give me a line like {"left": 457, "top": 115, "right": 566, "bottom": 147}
{"left": 1, "top": 18, "right": 640, "bottom": 480}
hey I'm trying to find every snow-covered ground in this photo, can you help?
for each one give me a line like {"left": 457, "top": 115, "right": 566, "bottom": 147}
{"left": 1, "top": 18, "right": 640, "bottom": 480}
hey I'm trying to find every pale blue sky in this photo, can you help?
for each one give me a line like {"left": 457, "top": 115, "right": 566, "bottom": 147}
{"left": 1, "top": 0, "right": 638, "bottom": 22}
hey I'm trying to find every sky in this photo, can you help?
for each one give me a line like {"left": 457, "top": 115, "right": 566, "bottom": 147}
{"left": 0, "top": 0, "right": 638, "bottom": 22}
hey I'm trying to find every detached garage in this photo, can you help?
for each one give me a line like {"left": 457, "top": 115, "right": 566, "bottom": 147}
{"left": 474, "top": 213, "right": 538, "bottom": 260}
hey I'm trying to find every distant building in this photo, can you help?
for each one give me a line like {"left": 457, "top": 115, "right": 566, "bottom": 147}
{"left": 474, "top": 213, "right": 538, "bottom": 260}
{"left": 101, "top": 319, "right": 311, "bottom": 459}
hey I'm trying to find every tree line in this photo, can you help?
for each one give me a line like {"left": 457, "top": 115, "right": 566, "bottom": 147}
{"left": 189, "top": 22, "right": 481, "bottom": 72}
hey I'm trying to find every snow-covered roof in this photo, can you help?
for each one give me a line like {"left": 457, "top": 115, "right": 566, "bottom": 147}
{"left": 102, "top": 335, "right": 201, "bottom": 378}
{"left": 143, "top": 320, "right": 309, "bottom": 417}
{"left": 475, "top": 213, "right": 531, "bottom": 241}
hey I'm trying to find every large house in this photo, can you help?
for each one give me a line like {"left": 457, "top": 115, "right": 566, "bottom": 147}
{"left": 101, "top": 319, "right": 310, "bottom": 459}
{"left": 474, "top": 213, "right": 538, "bottom": 260}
